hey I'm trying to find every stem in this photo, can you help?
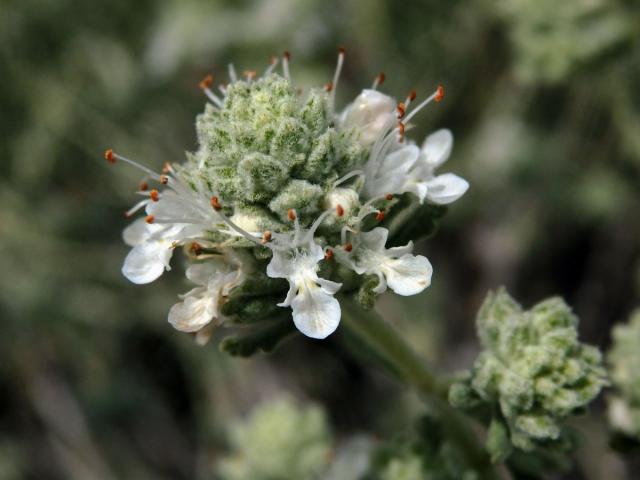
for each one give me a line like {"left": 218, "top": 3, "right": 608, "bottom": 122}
{"left": 341, "top": 297, "right": 499, "bottom": 479}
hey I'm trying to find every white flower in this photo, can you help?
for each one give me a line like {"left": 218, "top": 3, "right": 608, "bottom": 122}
{"left": 335, "top": 227, "right": 432, "bottom": 296}
{"left": 266, "top": 213, "right": 342, "bottom": 339}
{"left": 339, "top": 89, "right": 397, "bottom": 147}
{"left": 121, "top": 218, "right": 185, "bottom": 284}
{"left": 168, "top": 255, "right": 244, "bottom": 333}
{"left": 363, "top": 129, "right": 469, "bottom": 205}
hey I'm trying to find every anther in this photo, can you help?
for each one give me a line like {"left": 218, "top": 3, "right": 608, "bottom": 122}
{"left": 104, "top": 149, "right": 116, "bottom": 164}
{"left": 385, "top": 194, "right": 393, "bottom": 201}
{"left": 243, "top": 70, "right": 257, "bottom": 80}
{"left": 324, "top": 249, "right": 334, "bottom": 261}
{"left": 145, "top": 215, "right": 155, "bottom": 224}
{"left": 338, "top": 46, "right": 346, "bottom": 55}
{"left": 283, "top": 50, "right": 291, "bottom": 60}
{"left": 344, "top": 242, "right": 353, "bottom": 252}
{"left": 287, "top": 209, "right": 297, "bottom": 221}
{"left": 139, "top": 181, "right": 149, "bottom": 191}
{"left": 160, "top": 175, "right": 169, "bottom": 185}
{"left": 376, "top": 211, "right": 385, "bottom": 221}
{"left": 336, "top": 204, "right": 345, "bottom": 217}
{"left": 270, "top": 56, "right": 278, "bottom": 65}
{"left": 162, "top": 162, "right": 171, "bottom": 174}
{"left": 409, "top": 90, "right": 417, "bottom": 102}
{"left": 149, "top": 189, "right": 159, "bottom": 202}
{"left": 376, "top": 72, "right": 385, "bottom": 86}
{"left": 189, "top": 242, "right": 202, "bottom": 255}
{"left": 261, "top": 231, "right": 272, "bottom": 244}
{"left": 324, "top": 81, "right": 334, "bottom": 92}
{"left": 435, "top": 85, "right": 444, "bottom": 102}
{"left": 210, "top": 196, "right": 222, "bottom": 211}
{"left": 199, "top": 74, "right": 214, "bottom": 90}
{"left": 397, "top": 102, "right": 406, "bottom": 119}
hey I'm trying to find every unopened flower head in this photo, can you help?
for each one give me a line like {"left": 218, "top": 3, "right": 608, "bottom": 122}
{"left": 106, "top": 49, "right": 468, "bottom": 341}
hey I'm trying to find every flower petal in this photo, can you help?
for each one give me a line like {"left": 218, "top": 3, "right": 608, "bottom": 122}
{"left": 291, "top": 283, "right": 341, "bottom": 339}
{"left": 421, "top": 129, "right": 453, "bottom": 169}
{"left": 425, "top": 173, "right": 469, "bottom": 205}
{"left": 168, "top": 287, "right": 218, "bottom": 332}
{"left": 122, "top": 242, "right": 173, "bottom": 284}
{"left": 382, "top": 254, "right": 433, "bottom": 296}
{"left": 358, "top": 227, "right": 389, "bottom": 253}
{"left": 122, "top": 218, "right": 153, "bottom": 246}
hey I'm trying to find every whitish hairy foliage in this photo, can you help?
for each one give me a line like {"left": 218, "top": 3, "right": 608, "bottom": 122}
{"left": 108, "top": 51, "right": 467, "bottom": 347}
{"left": 449, "top": 288, "right": 607, "bottom": 460}
{"left": 217, "top": 397, "right": 331, "bottom": 480}
{"left": 607, "top": 310, "right": 640, "bottom": 440}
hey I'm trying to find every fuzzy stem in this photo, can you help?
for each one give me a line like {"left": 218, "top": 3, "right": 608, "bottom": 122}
{"left": 341, "top": 297, "right": 500, "bottom": 479}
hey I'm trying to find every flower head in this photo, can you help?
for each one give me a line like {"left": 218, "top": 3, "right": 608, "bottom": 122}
{"left": 107, "top": 49, "right": 468, "bottom": 344}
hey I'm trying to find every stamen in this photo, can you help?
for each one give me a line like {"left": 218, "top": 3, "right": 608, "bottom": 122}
{"left": 336, "top": 204, "right": 345, "bottom": 217}
{"left": 303, "top": 209, "right": 333, "bottom": 244}
{"left": 104, "top": 149, "right": 163, "bottom": 180}
{"left": 261, "top": 231, "right": 272, "bottom": 244}
{"left": 372, "top": 72, "right": 385, "bottom": 90}
{"left": 403, "top": 85, "right": 444, "bottom": 125}
{"left": 282, "top": 51, "right": 291, "bottom": 82}
{"left": 124, "top": 199, "right": 149, "bottom": 218}
{"left": 324, "top": 249, "right": 334, "bottom": 261}
{"left": 344, "top": 242, "right": 353, "bottom": 252}
{"left": 189, "top": 242, "right": 202, "bottom": 256}
{"left": 149, "top": 189, "right": 159, "bottom": 202}
{"left": 265, "top": 56, "right": 279, "bottom": 76}
{"left": 199, "top": 74, "right": 214, "bottom": 90}
{"left": 324, "top": 81, "right": 334, "bottom": 92}
{"left": 228, "top": 64, "right": 238, "bottom": 83}
{"left": 376, "top": 211, "right": 385, "bottom": 221}
{"left": 333, "top": 169, "right": 364, "bottom": 188}
{"left": 104, "top": 149, "right": 116, "bottom": 164}
{"left": 397, "top": 102, "right": 406, "bottom": 119}
{"left": 210, "top": 196, "right": 222, "bottom": 211}
{"left": 329, "top": 47, "right": 345, "bottom": 110}
{"left": 145, "top": 215, "right": 155, "bottom": 224}
{"left": 398, "top": 121, "right": 405, "bottom": 141}
{"left": 200, "top": 75, "right": 224, "bottom": 108}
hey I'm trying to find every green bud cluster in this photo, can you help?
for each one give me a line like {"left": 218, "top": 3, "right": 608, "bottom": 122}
{"left": 182, "top": 74, "right": 365, "bottom": 227}
{"left": 449, "top": 288, "right": 607, "bottom": 457}
{"left": 217, "top": 397, "right": 331, "bottom": 480}
{"left": 607, "top": 310, "right": 640, "bottom": 440}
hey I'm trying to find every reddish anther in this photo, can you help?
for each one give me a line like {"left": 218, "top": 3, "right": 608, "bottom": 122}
{"left": 199, "top": 74, "right": 214, "bottom": 90}
{"left": 160, "top": 175, "right": 169, "bottom": 185}
{"left": 336, "top": 204, "right": 345, "bottom": 217}
{"left": 409, "top": 90, "right": 417, "bottom": 102}
{"left": 190, "top": 242, "right": 202, "bottom": 255}
{"left": 376, "top": 211, "right": 385, "bottom": 221}
{"left": 325, "top": 81, "right": 334, "bottom": 92}
{"left": 104, "top": 149, "right": 115, "bottom": 164}
{"left": 210, "top": 196, "right": 222, "bottom": 211}
{"left": 139, "top": 181, "right": 149, "bottom": 191}
{"left": 397, "top": 102, "right": 406, "bottom": 118}
{"left": 324, "top": 249, "right": 334, "bottom": 261}
{"left": 344, "top": 242, "right": 353, "bottom": 253}
{"left": 287, "top": 209, "right": 297, "bottom": 221}
{"left": 262, "top": 231, "right": 272, "bottom": 244}
{"left": 377, "top": 72, "right": 386, "bottom": 86}
{"left": 145, "top": 215, "right": 155, "bottom": 224}
{"left": 435, "top": 85, "right": 444, "bottom": 102}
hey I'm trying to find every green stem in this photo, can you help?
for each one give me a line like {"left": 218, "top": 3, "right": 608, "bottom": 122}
{"left": 341, "top": 297, "right": 498, "bottom": 479}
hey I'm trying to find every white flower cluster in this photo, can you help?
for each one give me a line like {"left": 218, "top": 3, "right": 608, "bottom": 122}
{"left": 107, "top": 51, "right": 468, "bottom": 341}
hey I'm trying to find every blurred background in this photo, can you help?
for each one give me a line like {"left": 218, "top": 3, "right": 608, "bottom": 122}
{"left": 1, "top": 0, "right": 639, "bottom": 478}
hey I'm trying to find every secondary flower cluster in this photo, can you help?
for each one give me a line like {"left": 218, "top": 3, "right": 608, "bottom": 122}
{"left": 607, "top": 310, "right": 640, "bottom": 440}
{"left": 450, "top": 288, "right": 607, "bottom": 459}
{"left": 107, "top": 50, "right": 468, "bottom": 340}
